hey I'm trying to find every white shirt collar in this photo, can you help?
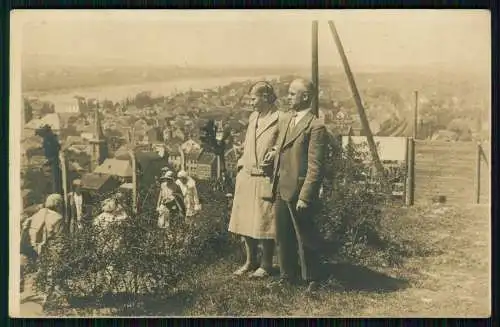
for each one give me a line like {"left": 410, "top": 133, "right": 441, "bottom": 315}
{"left": 293, "top": 108, "right": 311, "bottom": 125}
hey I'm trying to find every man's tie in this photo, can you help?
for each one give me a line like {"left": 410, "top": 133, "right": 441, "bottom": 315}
{"left": 290, "top": 112, "right": 298, "bottom": 128}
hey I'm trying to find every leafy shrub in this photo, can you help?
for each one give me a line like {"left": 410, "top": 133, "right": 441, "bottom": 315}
{"left": 34, "top": 185, "right": 234, "bottom": 312}
{"left": 316, "top": 136, "right": 396, "bottom": 263}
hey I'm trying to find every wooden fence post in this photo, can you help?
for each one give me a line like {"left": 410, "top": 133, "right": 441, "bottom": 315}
{"left": 474, "top": 142, "right": 481, "bottom": 204}
{"left": 128, "top": 149, "right": 138, "bottom": 214}
{"left": 59, "top": 151, "right": 70, "bottom": 232}
{"left": 178, "top": 145, "right": 186, "bottom": 171}
{"left": 413, "top": 91, "right": 419, "bottom": 140}
{"left": 311, "top": 20, "right": 319, "bottom": 117}
{"left": 405, "top": 137, "right": 415, "bottom": 206}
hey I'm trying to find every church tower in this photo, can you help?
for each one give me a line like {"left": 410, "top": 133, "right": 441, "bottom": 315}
{"left": 90, "top": 104, "right": 108, "bottom": 171}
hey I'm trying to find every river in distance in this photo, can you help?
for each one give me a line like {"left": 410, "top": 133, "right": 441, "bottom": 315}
{"left": 23, "top": 75, "right": 278, "bottom": 112}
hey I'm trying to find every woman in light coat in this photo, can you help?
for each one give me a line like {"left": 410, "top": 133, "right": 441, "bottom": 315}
{"left": 176, "top": 170, "right": 202, "bottom": 220}
{"left": 156, "top": 170, "right": 186, "bottom": 229}
{"left": 26, "top": 194, "right": 65, "bottom": 258}
{"left": 24, "top": 193, "right": 65, "bottom": 296}
{"left": 228, "top": 81, "right": 280, "bottom": 278}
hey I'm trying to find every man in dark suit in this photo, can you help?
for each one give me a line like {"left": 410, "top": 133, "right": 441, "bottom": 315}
{"left": 67, "top": 179, "right": 90, "bottom": 232}
{"left": 265, "top": 78, "right": 327, "bottom": 291}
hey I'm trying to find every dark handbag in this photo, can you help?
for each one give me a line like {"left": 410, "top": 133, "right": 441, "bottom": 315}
{"left": 259, "top": 178, "right": 274, "bottom": 202}
{"left": 163, "top": 199, "right": 178, "bottom": 212}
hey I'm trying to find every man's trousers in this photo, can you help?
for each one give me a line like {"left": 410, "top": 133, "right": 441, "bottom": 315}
{"left": 274, "top": 194, "right": 322, "bottom": 282}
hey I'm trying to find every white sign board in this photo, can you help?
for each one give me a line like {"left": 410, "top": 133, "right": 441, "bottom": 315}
{"left": 342, "top": 136, "right": 407, "bottom": 162}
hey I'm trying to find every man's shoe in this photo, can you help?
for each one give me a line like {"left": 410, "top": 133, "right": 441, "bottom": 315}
{"left": 233, "top": 264, "right": 258, "bottom": 276}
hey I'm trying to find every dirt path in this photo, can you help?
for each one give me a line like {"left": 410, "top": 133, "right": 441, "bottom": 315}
{"left": 19, "top": 276, "right": 45, "bottom": 317}
{"left": 304, "top": 204, "right": 491, "bottom": 317}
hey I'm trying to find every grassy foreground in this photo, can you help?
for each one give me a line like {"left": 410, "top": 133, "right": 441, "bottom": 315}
{"left": 167, "top": 203, "right": 490, "bottom": 317}
{"left": 22, "top": 203, "right": 490, "bottom": 317}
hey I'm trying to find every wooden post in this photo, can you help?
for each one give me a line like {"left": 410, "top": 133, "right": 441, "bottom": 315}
{"left": 311, "top": 20, "right": 319, "bottom": 118}
{"left": 346, "top": 126, "right": 354, "bottom": 162}
{"left": 413, "top": 91, "right": 419, "bottom": 139}
{"left": 128, "top": 149, "right": 138, "bottom": 213}
{"left": 178, "top": 145, "right": 186, "bottom": 171}
{"left": 127, "top": 128, "right": 132, "bottom": 144}
{"left": 405, "top": 137, "right": 415, "bottom": 206}
{"left": 216, "top": 155, "right": 221, "bottom": 179}
{"left": 403, "top": 136, "right": 409, "bottom": 201}
{"left": 474, "top": 142, "right": 481, "bottom": 204}
{"left": 328, "top": 20, "right": 385, "bottom": 176}
{"left": 59, "top": 151, "right": 70, "bottom": 232}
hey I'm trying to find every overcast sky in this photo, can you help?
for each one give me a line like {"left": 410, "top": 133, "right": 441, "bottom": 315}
{"left": 14, "top": 10, "right": 490, "bottom": 72}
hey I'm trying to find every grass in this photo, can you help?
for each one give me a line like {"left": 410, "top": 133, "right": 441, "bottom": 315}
{"left": 166, "top": 203, "right": 490, "bottom": 317}
{"left": 23, "top": 202, "right": 490, "bottom": 317}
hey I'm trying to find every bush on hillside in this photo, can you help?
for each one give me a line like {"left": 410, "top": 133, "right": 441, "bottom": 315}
{"left": 316, "top": 136, "right": 394, "bottom": 263}
{"left": 34, "top": 187, "right": 233, "bottom": 312}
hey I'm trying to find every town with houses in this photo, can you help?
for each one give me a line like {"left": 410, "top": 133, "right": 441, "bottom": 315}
{"left": 20, "top": 72, "right": 486, "bottom": 213}
{"left": 20, "top": 76, "right": 349, "bottom": 212}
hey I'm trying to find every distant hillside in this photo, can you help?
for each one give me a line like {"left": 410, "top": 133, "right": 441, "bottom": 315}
{"left": 22, "top": 54, "right": 312, "bottom": 93}
{"left": 21, "top": 57, "right": 490, "bottom": 141}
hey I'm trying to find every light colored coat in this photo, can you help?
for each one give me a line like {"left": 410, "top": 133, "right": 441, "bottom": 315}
{"left": 228, "top": 110, "right": 280, "bottom": 239}
{"left": 26, "top": 208, "right": 64, "bottom": 255}
{"left": 176, "top": 177, "right": 201, "bottom": 217}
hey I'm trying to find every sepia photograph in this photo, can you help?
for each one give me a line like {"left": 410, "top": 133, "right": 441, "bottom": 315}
{"left": 9, "top": 9, "right": 491, "bottom": 317}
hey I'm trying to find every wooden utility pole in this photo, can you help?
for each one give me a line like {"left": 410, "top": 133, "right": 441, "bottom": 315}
{"left": 474, "top": 142, "right": 481, "bottom": 204}
{"left": 59, "top": 151, "right": 70, "bottom": 231}
{"left": 216, "top": 156, "right": 221, "bottom": 179}
{"left": 128, "top": 149, "right": 138, "bottom": 214}
{"left": 311, "top": 20, "right": 319, "bottom": 118}
{"left": 413, "top": 91, "right": 419, "bottom": 139}
{"left": 405, "top": 137, "right": 415, "bottom": 206}
{"left": 178, "top": 145, "right": 186, "bottom": 171}
{"left": 328, "top": 20, "right": 385, "bottom": 176}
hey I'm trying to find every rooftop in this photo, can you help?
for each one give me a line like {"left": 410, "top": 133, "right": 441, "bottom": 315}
{"left": 80, "top": 173, "right": 114, "bottom": 191}
{"left": 94, "top": 158, "right": 133, "bottom": 177}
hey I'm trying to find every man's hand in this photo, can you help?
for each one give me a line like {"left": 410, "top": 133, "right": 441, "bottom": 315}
{"left": 21, "top": 217, "right": 31, "bottom": 230}
{"left": 35, "top": 242, "right": 46, "bottom": 254}
{"left": 296, "top": 199, "right": 308, "bottom": 211}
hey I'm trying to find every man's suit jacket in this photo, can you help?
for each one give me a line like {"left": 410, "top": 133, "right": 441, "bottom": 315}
{"left": 271, "top": 110, "right": 327, "bottom": 204}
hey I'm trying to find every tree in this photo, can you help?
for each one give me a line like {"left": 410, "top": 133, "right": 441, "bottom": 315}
{"left": 447, "top": 118, "right": 473, "bottom": 141}
{"left": 135, "top": 91, "right": 153, "bottom": 109}
{"left": 23, "top": 98, "right": 33, "bottom": 123}
{"left": 35, "top": 125, "right": 62, "bottom": 194}
{"left": 102, "top": 99, "right": 114, "bottom": 110}
{"left": 40, "top": 101, "right": 55, "bottom": 116}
